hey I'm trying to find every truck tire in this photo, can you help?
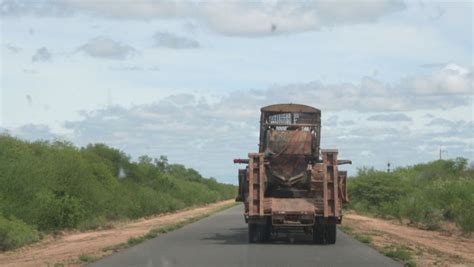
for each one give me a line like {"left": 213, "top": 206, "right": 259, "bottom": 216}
{"left": 325, "top": 224, "right": 336, "bottom": 244}
{"left": 248, "top": 223, "right": 266, "bottom": 243}
{"left": 248, "top": 223, "right": 258, "bottom": 243}
{"left": 249, "top": 219, "right": 272, "bottom": 243}
{"left": 262, "top": 223, "right": 271, "bottom": 242}
{"left": 313, "top": 224, "right": 336, "bottom": 244}
{"left": 313, "top": 224, "right": 324, "bottom": 244}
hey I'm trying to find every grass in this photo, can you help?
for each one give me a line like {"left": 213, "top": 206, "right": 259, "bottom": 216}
{"left": 354, "top": 234, "right": 372, "bottom": 244}
{"left": 339, "top": 225, "right": 416, "bottom": 266}
{"left": 78, "top": 254, "right": 95, "bottom": 263}
{"left": 77, "top": 216, "right": 115, "bottom": 231}
{"left": 339, "top": 226, "right": 372, "bottom": 244}
{"left": 47, "top": 259, "right": 81, "bottom": 267}
{"left": 339, "top": 225, "right": 353, "bottom": 234}
{"left": 383, "top": 245, "right": 417, "bottom": 267}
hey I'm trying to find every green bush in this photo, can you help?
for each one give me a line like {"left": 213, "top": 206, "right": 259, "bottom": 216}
{"left": 34, "top": 191, "right": 85, "bottom": 230}
{"left": 0, "top": 135, "right": 237, "bottom": 249}
{"left": 0, "top": 214, "right": 40, "bottom": 251}
{"left": 77, "top": 216, "right": 111, "bottom": 231}
{"left": 348, "top": 159, "right": 474, "bottom": 232}
{"left": 397, "top": 195, "right": 443, "bottom": 230}
{"left": 438, "top": 178, "right": 474, "bottom": 232}
{"left": 347, "top": 168, "right": 409, "bottom": 215}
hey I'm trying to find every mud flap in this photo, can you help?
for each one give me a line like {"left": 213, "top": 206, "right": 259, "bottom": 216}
{"left": 236, "top": 169, "right": 246, "bottom": 202}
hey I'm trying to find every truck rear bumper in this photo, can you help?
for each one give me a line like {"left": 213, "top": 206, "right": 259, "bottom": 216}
{"left": 245, "top": 197, "right": 342, "bottom": 227}
{"left": 271, "top": 212, "right": 315, "bottom": 226}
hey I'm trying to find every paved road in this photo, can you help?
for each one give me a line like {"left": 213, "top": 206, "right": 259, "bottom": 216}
{"left": 90, "top": 204, "right": 401, "bottom": 267}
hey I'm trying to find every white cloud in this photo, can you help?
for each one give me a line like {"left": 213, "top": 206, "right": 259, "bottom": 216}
{"left": 59, "top": 0, "right": 191, "bottom": 18}
{"left": 7, "top": 124, "right": 59, "bottom": 141}
{"left": 340, "top": 120, "right": 355, "bottom": 126}
{"left": 77, "top": 36, "right": 136, "bottom": 60}
{"left": 367, "top": 113, "right": 412, "bottom": 122}
{"left": 3, "top": 43, "right": 21, "bottom": 53}
{"left": 410, "top": 64, "right": 473, "bottom": 95}
{"left": 1, "top": 0, "right": 405, "bottom": 36}
{"left": 258, "top": 64, "right": 472, "bottom": 112}
{"left": 32, "top": 47, "right": 52, "bottom": 62}
{"left": 198, "top": 0, "right": 404, "bottom": 36}
{"left": 360, "top": 150, "right": 375, "bottom": 157}
{"left": 0, "top": 0, "right": 73, "bottom": 17}
{"left": 153, "top": 32, "right": 200, "bottom": 49}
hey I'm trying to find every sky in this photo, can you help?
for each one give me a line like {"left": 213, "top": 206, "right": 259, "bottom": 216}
{"left": 0, "top": 0, "right": 473, "bottom": 184}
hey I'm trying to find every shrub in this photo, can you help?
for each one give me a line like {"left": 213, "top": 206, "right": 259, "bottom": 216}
{"left": 398, "top": 195, "right": 443, "bottom": 230}
{"left": 35, "top": 191, "right": 85, "bottom": 230}
{"left": 0, "top": 215, "right": 40, "bottom": 251}
{"left": 77, "top": 216, "right": 112, "bottom": 231}
{"left": 0, "top": 135, "right": 237, "bottom": 250}
{"left": 348, "top": 159, "right": 474, "bottom": 232}
{"left": 348, "top": 168, "right": 409, "bottom": 214}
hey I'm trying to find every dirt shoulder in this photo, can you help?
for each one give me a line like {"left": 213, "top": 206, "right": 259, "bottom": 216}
{"left": 0, "top": 199, "right": 236, "bottom": 267}
{"left": 341, "top": 211, "right": 474, "bottom": 267}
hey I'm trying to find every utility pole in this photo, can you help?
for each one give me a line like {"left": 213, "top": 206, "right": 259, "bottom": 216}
{"left": 439, "top": 145, "right": 448, "bottom": 160}
{"left": 387, "top": 162, "right": 391, "bottom": 173}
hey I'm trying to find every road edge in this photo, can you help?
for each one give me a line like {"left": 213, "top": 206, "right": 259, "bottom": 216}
{"left": 78, "top": 201, "right": 239, "bottom": 265}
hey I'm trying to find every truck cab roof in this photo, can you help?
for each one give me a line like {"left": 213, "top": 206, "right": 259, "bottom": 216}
{"left": 261, "top": 104, "right": 321, "bottom": 114}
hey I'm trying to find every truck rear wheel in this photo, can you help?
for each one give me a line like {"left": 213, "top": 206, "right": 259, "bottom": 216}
{"left": 248, "top": 223, "right": 257, "bottom": 243}
{"left": 313, "top": 224, "right": 337, "bottom": 244}
{"left": 325, "top": 224, "right": 336, "bottom": 244}
{"left": 248, "top": 223, "right": 269, "bottom": 243}
{"left": 313, "top": 224, "right": 324, "bottom": 244}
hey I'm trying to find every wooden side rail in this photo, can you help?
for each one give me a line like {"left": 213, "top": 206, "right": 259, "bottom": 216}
{"left": 321, "top": 149, "right": 340, "bottom": 218}
{"left": 248, "top": 153, "right": 266, "bottom": 216}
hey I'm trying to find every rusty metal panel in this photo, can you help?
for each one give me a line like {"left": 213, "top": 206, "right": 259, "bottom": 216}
{"left": 247, "top": 153, "right": 265, "bottom": 216}
{"left": 322, "top": 150, "right": 340, "bottom": 217}
{"left": 332, "top": 152, "right": 340, "bottom": 217}
{"left": 268, "top": 198, "right": 315, "bottom": 213}
{"left": 322, "top": 155, "right": 329, "bottom": 217}
{"left": 248, "top": 156, "right": 254, "bottom": 215}
{"left": 258, "top": 154, "right": 265, "bottom": 216}
{"left": 312, "top": 198, "right": 324, "bottom": 213}
{"left": 267, "top": 130, "right": 312, "bottom": 155}
{"left": 261, "top": 103, "right": 321, "bottom": 114}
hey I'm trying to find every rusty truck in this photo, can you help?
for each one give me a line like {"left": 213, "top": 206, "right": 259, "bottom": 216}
{"left": 234, "top": 104, "right": 351, "bottom": 244}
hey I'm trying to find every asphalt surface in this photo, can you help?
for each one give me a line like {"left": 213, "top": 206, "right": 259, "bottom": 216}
{"left": 90, "top": 204, "right": 401, "bottom": 267}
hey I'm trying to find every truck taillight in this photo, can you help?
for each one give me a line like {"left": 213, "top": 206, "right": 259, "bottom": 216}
{"left": 233, "top": 158, "right": 249, "bottom": 164}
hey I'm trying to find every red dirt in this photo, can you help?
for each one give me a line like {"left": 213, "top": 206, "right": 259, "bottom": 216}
{"left": 342, "top": 211, "right": 474, "bottom": 267}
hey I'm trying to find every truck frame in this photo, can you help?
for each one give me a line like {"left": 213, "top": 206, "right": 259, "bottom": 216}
{"left": 234, "top": 104, "right": 350, "bottom": 244}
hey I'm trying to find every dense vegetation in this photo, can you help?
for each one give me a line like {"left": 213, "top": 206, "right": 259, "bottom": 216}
{"left": 0, "top": 135, "right": 236, "bottom": 250}
{"left": 347, "top": 158, "right": 474, "bottom": 233}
